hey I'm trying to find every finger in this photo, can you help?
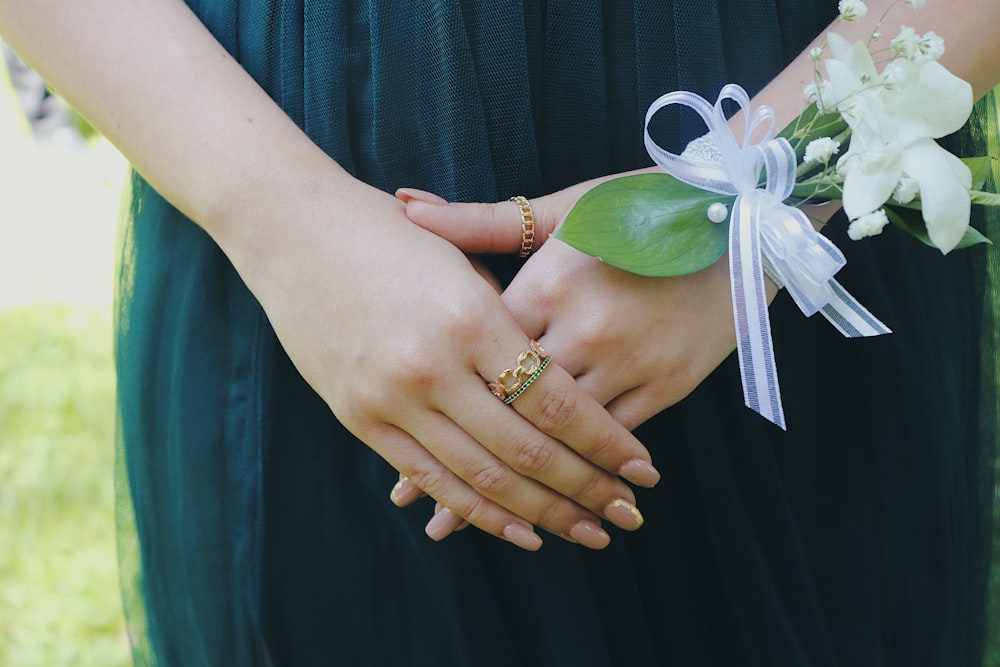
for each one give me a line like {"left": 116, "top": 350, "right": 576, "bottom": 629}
{"left": 424, "top": 505, "right": 467, "bottom": 541}
{"left": 389, "top": 473, "right": 426, "bottom": 507}
{"left": 500, "top": 241, "right": 579, "bottom": 350}
{"left": 396, "top": 188, "right": 556, "bottom": 254}
{"left": 571, "top": 366, "right": 641, "bottom": 410}
{"left": 605, "top": 387, "right": 666, "bottom": 432}
{"left": 442, "top": 374, "right": 646, "bottom": 532}
{"left": 474, "top": 342, "right": 662, "bottom": 494}
{"left": 369, "top": 422, "right": 546, "bottom": 551}
{"left": 401, "top": 199, "right": 519, "bottom": 254}
{"left": 406, "top": 408, "right": 617, "bottom": 547}
{"left": 427, "top": 502, "right": 470, "bottom": 540}
{"left": 603, "top": 357, "right": 724, "bottom": 430}
{"left": 395, "top": 188, "right": 449, "bottom": 206}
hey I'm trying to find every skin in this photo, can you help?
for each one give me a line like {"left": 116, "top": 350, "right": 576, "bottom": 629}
{"left": 396, "top": 0, "right": 1000, "bottom": 535}
{"left": 0, "top": 0, "right": 668, "bottom": 552}
{"left": 2, "top": 0, "right": 998, "bottom": 549}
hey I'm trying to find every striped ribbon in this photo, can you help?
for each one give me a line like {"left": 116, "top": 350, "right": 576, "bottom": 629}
{"left": 644, "top": 84, "right": 890, "bottom": 430}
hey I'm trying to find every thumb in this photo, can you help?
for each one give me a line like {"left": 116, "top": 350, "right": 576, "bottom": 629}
{"left": 395, "top": 188, "right": 555, "bottom": 255}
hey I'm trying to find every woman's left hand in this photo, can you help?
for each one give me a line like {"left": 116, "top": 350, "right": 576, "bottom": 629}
{"left": 396, "top": 186, "right": 751, "bottom": 432}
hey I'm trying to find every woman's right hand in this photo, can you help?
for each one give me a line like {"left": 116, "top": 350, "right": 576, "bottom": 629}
{"left": 243, "top": 181, "right": 660, "bottom": 551}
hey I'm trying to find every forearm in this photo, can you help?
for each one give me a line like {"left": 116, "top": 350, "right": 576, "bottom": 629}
{"left": 755, "top": 0, "right": 1000, "bottom": 130}
{"left": 0, "top": 0, "right": 362, "bottom": 276}
{"left": 566, "top": 0, "right": 1000, "bottom": 226}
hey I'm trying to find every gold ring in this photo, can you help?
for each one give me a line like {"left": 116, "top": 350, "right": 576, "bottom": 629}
{"left": 509, "top": 195, "right": 535, "bottom": 258}
{"left": 488, "top": 340, "right": 551, "bottom": 405}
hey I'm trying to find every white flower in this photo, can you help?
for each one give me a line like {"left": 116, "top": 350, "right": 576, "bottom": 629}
{"left": 835, "top": 64, "right": 973, "bottom": 250}
{"left": 893, "top": 177, "right": 919, "bottom": 203}
{"left": 891, "top": 26, "right": 921, "bottom": 60}
{"left": 917, "top": 31, "right": 945, "bottom": 63}
{"left": 838, "top": 0, "right": 868, "bottom": 20}
{"left": 803, "top": 137, "right": 841, "bottom": 164}
{"left": 823, "top": 32, "right": 974, "bottom": 251}
{"left": 823, "top": 33, "right": 879, "bottom": 111}
{"left": 803, "top": 79, "right": 834, "bottom": 109}
{"left": 880, "top": 60, "right": 909, "bottom": 90}
{"left": 847, "top": 209, "right": 890, "bottom": 240}
{"left": 892, "top": 27, "right": 944, "bottom": 64}
{"left": 809, "top": 47, "right": 824, "bottom": 62}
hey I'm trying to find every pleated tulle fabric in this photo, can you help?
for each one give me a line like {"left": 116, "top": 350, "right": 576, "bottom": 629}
{"left": 114, "top": 2, "right": 999, "bottom": 665}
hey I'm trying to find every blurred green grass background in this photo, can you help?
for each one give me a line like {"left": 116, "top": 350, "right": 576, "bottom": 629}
{"left": 0, "top": 68, "right": 130, "bottom": 665}
{"left": 0, "top": 56, "right": 998, "bottom": 667}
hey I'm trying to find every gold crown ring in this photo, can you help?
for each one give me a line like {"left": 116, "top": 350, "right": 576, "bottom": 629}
{"left": 488, "top": 340, "right": 551, "bottom": 405}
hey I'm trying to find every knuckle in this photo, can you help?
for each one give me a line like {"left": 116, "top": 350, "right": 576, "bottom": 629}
{"left": 534, "top": 385, "right": 579, "bottom": 432}
{"left": 406, "top": 461, "right": 450, "bottom": 500}
{"left": 332, "top": 383, "right": 390, "bottom": 423}
{"left": 568, "top": 469, "right": 610, "bottom": 507}
{"left": 468, "top": 460, "right": 514, "bottom": 496}
{"left": 382, "top": 334, "right": 454, "bottom": 395}
{"left": 527, "top": 280, "right": 558, "bottom": 313}
{"left": 654, "top": 358, "right": 703, "bottom": 407}
{"left": 581, "top": 422, "right": 621, "bottom": 464}
{"left": 572, "top": 314, "right": 625, "bottom": 358}
{"left": 434, "top": 300, "right": 484, "bottom": 345}
{"left": 512, "top": 436, "right": 556, "bottom": 474}
{"left": 459, "top": 495, "right": 494, "bottom": 528}
{"left": 532, "top": 497, "right": 573, "bottom": 530}
{"left": 611, "top": 403, "right": 647, "bottom": 432}
{"left": 393, "top": 355, "right": 442, "bottom": 394}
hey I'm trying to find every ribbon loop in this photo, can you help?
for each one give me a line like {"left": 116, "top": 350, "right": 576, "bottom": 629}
{"left": 645, "top": 84, "right": 890, "bottom": 429}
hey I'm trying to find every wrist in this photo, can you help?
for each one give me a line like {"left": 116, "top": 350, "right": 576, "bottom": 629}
{"left": 204, "top": 155, "right": 357, "bottom": 288}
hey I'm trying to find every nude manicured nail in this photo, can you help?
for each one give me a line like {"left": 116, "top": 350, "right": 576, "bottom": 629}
{"left": 502, "top": 523, "right": 543, "bottom": 551}
{"left": 390, "top": 476, "right": 421, "bottom": 506}
{"left": 569, "top": 520, "right": 611, "bottom": 550}
{"left": 425, "top": 508, "right": 461, "bottom": 541}
{"left": 618, "top": 459, "right": 661, "bottom": 488}
{"left": 604, "top": 499, "right": 645, "bottom": 531}
{"left": 395, "top": 187, "right": 449, "bottom": 205}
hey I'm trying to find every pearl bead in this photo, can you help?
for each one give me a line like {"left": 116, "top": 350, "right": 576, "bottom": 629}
{"left": 707, "top": 202, "right": 729, "bottom": 223}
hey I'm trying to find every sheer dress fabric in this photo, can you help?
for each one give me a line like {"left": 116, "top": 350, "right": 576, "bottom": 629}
{"left": 114, "top": 1, "right": 999, "bottom": 665}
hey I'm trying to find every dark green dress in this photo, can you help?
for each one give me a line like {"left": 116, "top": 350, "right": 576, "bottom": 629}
{"left": 114, "top": 2, "right": 999, "bottom": 665}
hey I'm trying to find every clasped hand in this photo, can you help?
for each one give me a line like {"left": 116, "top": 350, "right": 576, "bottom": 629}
{"left": 398, "top": 185, "right": 744, "bottom": 427}
{"left": 394, "top": 184, "right": 753, "bottom": 541}
{"left": 251, "top": 186, "right": 660, "bottom": 553}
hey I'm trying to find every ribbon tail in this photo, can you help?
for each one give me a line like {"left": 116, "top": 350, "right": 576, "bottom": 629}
{"left": 730, "top": 196, "right": 786, "bottom": 430}
{"left": 759, "top": 212, "right": 891, "bottom": 338}
{"left": 818, "top": 279, "right": 892, "bottom": 337}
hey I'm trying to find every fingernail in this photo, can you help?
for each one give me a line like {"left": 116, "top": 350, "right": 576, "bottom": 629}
{"left": 396, "top": 187, "right": 449, "bottom": 206}
{"left": 502, "top": 523, "right": 543, "bottom": 551}
{"left": 390, "top": 476, "right": 421, "bottom": 506}
{"left": 604, "top": 499, "right": 645, "bottom": 531}
{"left": 425, "top": 507, "right": 462, "bottom": 541}
{"left": 618, "top": 459, "right": 661, "bottom": 488}
{"left": 569, "top": 520, "right": 611, "bottom": 550}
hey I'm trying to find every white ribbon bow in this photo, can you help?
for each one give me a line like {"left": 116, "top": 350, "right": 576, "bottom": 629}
{"left": 644, "top": 84, "right": 890, "bottom": 430}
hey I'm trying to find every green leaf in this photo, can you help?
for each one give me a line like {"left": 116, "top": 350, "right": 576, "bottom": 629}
{"left": 962, "top": 156, "right": 994, "bottom": 191}
{"left": 788, "top": 177, "right": 844, "bottom": 205}
{"left": 970, "top": 189, "right": 1000, "bottom": 207}
{"left": 884, "top": 205, "right": 991, "bottom": 250}
{"left": 554, "top": 173, "right": 733, "bottom": 277}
